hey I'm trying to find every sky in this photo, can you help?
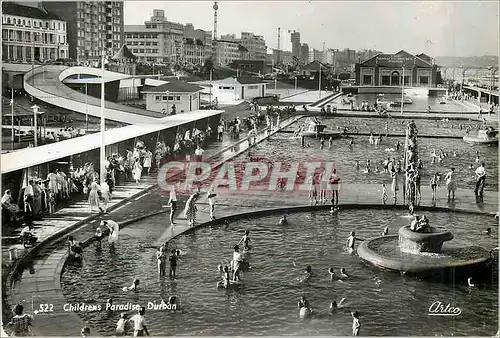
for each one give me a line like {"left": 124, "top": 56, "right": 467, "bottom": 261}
{"left": 123, "top": 1, "right": 499, "bottom": 57}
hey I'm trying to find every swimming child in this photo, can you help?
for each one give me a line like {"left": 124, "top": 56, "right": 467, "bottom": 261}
{"left": 328, "top": 267, "right": 336, "bottom": 280}
{"left": 340, "top": 268, "right": 350, "bottom": 279}
{"left": 238, "top": 230, "right": 251, "bottom": 250}
{"left": 81, "top": 327, "right": 91, "bottom": 337}
{"left": 485, "top": 227, "right": 492, "bottom": 235}
{"left": 381, "top": 184, "right": 388, "bottom": 204}
{"left": 330, "top": 297, "right": 347, "bottom": 312}
{"left": 304, "top": 265, "right": 313, "bottom": 276}
{"left": 467, "top": 277, "right": 475, "bottom": 287}
{"left": 297, "top": 296, "right": 308, "bottom": 309}
{"left": 382, "top": 227, "right": 389, "bottom": 236}
{"left": 279, "top": 215, "right": 288, "bottom": 225}
{"left": 351, "top": 311, "right": 361, "bottom": 336}
{"left": 94, "top": 225, "right": 102, "bottom": 248}
{"left": 345, "top": 231, "right": 357, "bottom": 251}
{"left": 122, "top": 279, "right": 139, "bottom": 293}
{"left": 115, "top": 313, "right": 127, "bottom": 336}
{"left": 329, "top": 137, "right": 333, "bottom": 149}
{"left": 320, "top": 137, "right": 325, "bottom": 150}
{"left": 169, "top": 249, "right": 178, "bottom": 279}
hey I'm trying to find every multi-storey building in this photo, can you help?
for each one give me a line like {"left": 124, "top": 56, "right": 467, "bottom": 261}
{"left": 42, "top": 1, "right": 124, "bottom": 61}
{"left": 213, "top": 40, "right": 249, "bottom": 66}
{"left": 270, "top": 49, "right": 293, "bottom": 66}
{"left": 124, "top": 9, "right": 183, "bottom": 63}
{"left": 300, "top": 43, "right": 309, "bottom": 65}
{"left": 219, "top": 32, "right": 266, "bottom": 61}
{"left": 125, "top": 10, "right": 211, "bottom": 64}
{"left": 308, "top": 48, "right": 323, "bottom": 63}
{"left": 290, "top": 31, "right": 301, "bottom": 61}
{"left": 2, "top": 2, "right": 69, "bottom": 62}
{"left": 240, "top": 32, "right": 266, "bottom": 61}
{"left": 183, "top": 23, "right": 212, "bottom": 65}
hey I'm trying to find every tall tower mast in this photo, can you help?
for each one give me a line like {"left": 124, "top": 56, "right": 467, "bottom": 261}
{"left": 213, "top": 2, "right": 218, "bottom": 40}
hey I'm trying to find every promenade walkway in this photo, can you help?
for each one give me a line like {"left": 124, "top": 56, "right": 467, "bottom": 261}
{"left": 2, "top": 116, "right": 299, "bottom": 335}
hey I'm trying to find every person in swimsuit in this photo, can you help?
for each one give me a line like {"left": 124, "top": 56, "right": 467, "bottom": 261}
{"left": 169, "top": 249, "right": 178, "bottom": 279}
{"left": 340, "top": 268, "right": 350, "bottom": 278}
{"left": 238, "top": 230, "right": 251, "bottom": 250}
{"left": 328, "top": 267, "right": 336, "bottom": 280}
{"left": 279, "top": 215, "right": 288, "bottom": 225}
{"left": 232, "top": 245, "right": 243, "bottom": 282}
{"left": 352, "top": 311, "right": 361, "bottom": 336}
{"left": 346, "top": 231, "right": 356, "bottom": 250}
{"left": 123, "top": 279, "right": 140, "bottom": 293}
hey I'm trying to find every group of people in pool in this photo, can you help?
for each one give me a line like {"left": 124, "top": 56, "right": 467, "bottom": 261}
{"left": 217, "top": 230, "right": 252, "bottom": 288}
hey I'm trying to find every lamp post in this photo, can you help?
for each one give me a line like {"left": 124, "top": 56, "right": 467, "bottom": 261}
{"left": 461, "top": 67, "right": 467, "bottom": 94}
{"left": 85, "top": 82, "right": 89, "bottom": 131}
{"left": 209, "top": 69, "right": 213, "bottom": 105}
{"left": 100, "top": 51, "right": 106, "bottom": 184}
{"left": 166, "top": 90, "right": 170, "bottom": 115}
{"left": 488, "top": 67, "right": 497, "bottom": 116}
{"left": 294, "top": 76, "right": 297, "bottom": 91}
{"left": 400, "top": 64, "right": 405, "bottom": 116}
{"left": 31, "top": 104, "right": 39, "bottom": 147}
{"left": 10, "top": 90, "right": 14, "bottom": 150}
{"left": 319, "top": 63, "right": 322, "bottom": 98}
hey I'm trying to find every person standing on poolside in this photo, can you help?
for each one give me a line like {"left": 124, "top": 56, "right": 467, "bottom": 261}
{"left": 206, "top": 186, "right": 216, "bottom": 220}
{"left": 132, "top": 158, "right": 143, "bottom": 184}
{"left": 6, "top": 303, "right": 34, "bottom": 336}
{"left": 390, "top": 167, "right": 398, "bottom": 202}
{"left": 330, "top": 169, "right": 340, "bottom": 206}
{"left": 444, "top": 167, "right": 457, "bottom": 200}
{"left": 308, "top": 174, "right": 318, "bottom": 206}
{"left": 168, "top": 185, "right": 177, "bottom": 226}
{"left": 184, "top": 192, "right": 199, "bottom": 227}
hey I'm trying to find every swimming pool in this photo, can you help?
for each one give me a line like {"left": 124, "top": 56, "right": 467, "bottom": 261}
{"left": 241, "top": 131, "right": 498, "bottom": 191}
{"left": 285, "top": 116, "right": 489, "bottom": 138}
{"left": 61, "top": 209, "right": 497, "bottom": 336}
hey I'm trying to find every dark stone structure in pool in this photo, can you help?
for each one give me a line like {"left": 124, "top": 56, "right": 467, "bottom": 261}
{"left": 357, "top": 224, "right": 492, "bottom": 280}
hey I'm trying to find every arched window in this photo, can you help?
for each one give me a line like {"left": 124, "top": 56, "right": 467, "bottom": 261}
{"left": 18, "top": 19, "right": 21, "bottom": 25}
{"left": 22, "top": 20, "right": 25, "bottom": 25}
{"left": 45, "top": 22, "right": 49, "bottom": 28}
{"left": 7, "top": 17, "right": 11, "bottom": 24}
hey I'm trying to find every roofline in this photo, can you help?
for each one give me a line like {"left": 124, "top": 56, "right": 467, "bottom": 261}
{"left": 143, "top": 89, "right": 203, "bottom": 94}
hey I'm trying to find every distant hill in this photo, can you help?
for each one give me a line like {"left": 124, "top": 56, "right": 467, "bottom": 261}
{"left": 434, "top": 55, "right": 498, "bottom": 68}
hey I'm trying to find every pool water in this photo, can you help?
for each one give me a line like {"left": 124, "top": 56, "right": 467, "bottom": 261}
{"left": 239, "top": 132, "right": 498, "bottom": 190}
{"left": 285, "top": 116, "right": 489, "bottom": 138}
{"left": 335, "top": 93, "right": 473, "bottom": 113}
{"left": 61, "top": 209, "right": 497, "bottom": 336}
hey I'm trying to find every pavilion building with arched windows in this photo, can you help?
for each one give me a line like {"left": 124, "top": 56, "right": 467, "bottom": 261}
{"left": 355, "top": 50, "right": 440, "bottom": 87}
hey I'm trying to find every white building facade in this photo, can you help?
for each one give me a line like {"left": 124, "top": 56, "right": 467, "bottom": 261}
{"left": 2, "top": 2, "right": 69, "bottom": 62}
{"left": 143, "top": 81, "right": 203, "bottom": 113}
{"left": 202, "top": 77, "right": 267, "bottom": 102}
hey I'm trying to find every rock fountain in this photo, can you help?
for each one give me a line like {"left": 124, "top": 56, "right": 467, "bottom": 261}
{"left": 357, "top": 222, "right": 493, "bottom": 279}
{"left": 357, "top": 121, "right": 493, "bottom": 280}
